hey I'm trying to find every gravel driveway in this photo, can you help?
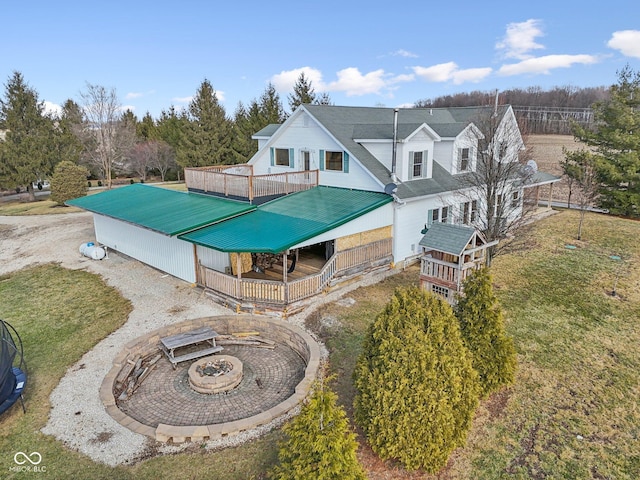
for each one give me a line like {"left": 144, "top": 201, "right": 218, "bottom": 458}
{"left": 1, "top": 211, "right": 393, "bottom": 466}
{"left": 1, "top": 212, "right": 235, "bottom": 465}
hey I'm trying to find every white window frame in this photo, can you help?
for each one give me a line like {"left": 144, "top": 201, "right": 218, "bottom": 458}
{"left": 275, "top": 148, "right": 293, "bottom": 167}
{"left": 325, "top": 151, "right": 343, "bottom": 171}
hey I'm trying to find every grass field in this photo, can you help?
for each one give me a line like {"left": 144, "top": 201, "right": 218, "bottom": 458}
{"left": 0, "top": 208, "right": 638, "bottom": 479}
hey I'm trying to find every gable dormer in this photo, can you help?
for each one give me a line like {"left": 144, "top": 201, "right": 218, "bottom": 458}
{"left": 451, "top": 123, "right": 484, "bottom": 175}
{"left": 395, "top": 123, "right": 441, "bottom": 182}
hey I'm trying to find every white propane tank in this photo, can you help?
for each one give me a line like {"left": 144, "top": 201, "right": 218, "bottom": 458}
{"left": 79, "top": 242, "right": 106, "bottom": 260}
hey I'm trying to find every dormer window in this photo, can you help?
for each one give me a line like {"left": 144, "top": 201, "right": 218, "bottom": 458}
{"left": 409, "top": 150, "right": 428, "bottom": 179}
{"left": 412, "top": 151, "right": 423, "bottom": 178}
{"left": 458, "top": 148, "right": 470, "bottom": 171}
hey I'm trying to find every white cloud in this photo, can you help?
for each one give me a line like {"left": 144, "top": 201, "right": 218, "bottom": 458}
{"left": 412, "top": 62, "right": 492, "bottom": 84}
{"left": 120, "top": 104, "right": 136, "bottom": 112}
{"left": 496, "top": 19, "right": 545, "bottom": 60}
{"left": 498, "top": 54, "right": 599, "bottom": 76}
{"left": 326, "top": 68, "right": 388, "bottom": 96}
{"left": 607, "top": 30, "right": 640, "bottom": 58}
{"left": 43, "top": 101, "right": 62, "bottom": 116}
{"left": 271, "top": 67, "right": 326, "bottom": 93}
{"left": 125, "top": 90, "right": 156, "bottom": 100}
{"left": 392, "top": 49, "right": 418, "bottom": 58}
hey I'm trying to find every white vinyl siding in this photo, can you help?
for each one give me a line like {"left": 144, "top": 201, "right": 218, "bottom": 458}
{"left": 93, "top": 214, "right": 196, "bottom": 283}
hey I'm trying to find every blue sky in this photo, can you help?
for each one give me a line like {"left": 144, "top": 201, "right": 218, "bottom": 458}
{"left": 2, "top": 0, "right": 639, "bottom": 119}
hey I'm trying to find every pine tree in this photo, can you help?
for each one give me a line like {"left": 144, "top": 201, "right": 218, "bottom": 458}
{"left": 180, "top": 79, "right": 234, "bottom": 167}
{"left": 572, "top": 64, "right": 640, "bottom": 217}
{"left": 259, "top": 83, "right": 287, "bottom": 124}
{"left": 0, "top": 71, "right": 57, "bottom": 200}
{"left": 269, "top": 376, "right": 366, "bottom": 480}
{"left": 230, "top": 102, "right": 257, "bottom": 163}
{"left": 288, "top": 72, "right": 317, "bottom": 112}
{"left": 50, "top": 160, "right": 89, "bottom": 205}
{"left": 455, "top": 267, "right": 517, "bottom": 398}
{"left": 353, "top": 286, "right": 480, "bottom": 473}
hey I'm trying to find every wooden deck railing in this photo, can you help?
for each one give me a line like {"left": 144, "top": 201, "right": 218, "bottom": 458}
{"left": 200, "top": 238, "right": 392, "bottom": 305}
{"left": 185, "top": 165, "right": 319, "bottom": 202}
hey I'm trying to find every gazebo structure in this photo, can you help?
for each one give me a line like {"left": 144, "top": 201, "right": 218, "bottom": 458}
{"left": 419, "top": 222, "right": 497, "bottom": 304}
{"left": 0, "top": 319, "right": 27, "bottom": 415}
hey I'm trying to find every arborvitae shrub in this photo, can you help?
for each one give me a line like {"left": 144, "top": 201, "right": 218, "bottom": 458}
{"left": 353, "top": 286, "right": 480, "bottom": 473}
{"left": 269, "top": 376, "right": 366, "bottom": 480}
{"left": 50, "top": 161, "right": 89, "bottom": 205}
{"left": 455, "top": 267, "right": 517, "bottom": 397}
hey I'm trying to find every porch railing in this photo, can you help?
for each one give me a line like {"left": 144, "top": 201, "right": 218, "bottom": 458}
{"left": 185, "top": 165, "right": 319, "bottom": 202}
{"left": 200, "top": 238, "right": 392, "bottom": 305}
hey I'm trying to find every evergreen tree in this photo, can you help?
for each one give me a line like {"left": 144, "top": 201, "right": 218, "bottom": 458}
{"left": 0, "top": 71, "right": 57, "bottom": 200}
{"left": 56, "top": 99, "right": 84, "bottom": 166}
{"left": 288, "top": 72, "right": 316, "bottom": 112}
{"left": 180, "top": 79, "right": 234, "bottom": 167}
{"left": 50, "top": 160, "right": 89, "bottom": 205}
{"left": 353, "top": 286, "right": 480, "bottom": 473}
{"left": 259, "top": 82, "right": 287, "bottom": 124}
{"left": 315, "top": 91, "right": 333, "bottom": 105}
{"left": 137, "top": 111, "right": 158, "bottom": 140}
{"left": 157, "top": 106, "right": 188, "bottom": 180}
{"left": 455, "top": 267, "right": 517, "bottom": 398}
{"left": 230, "top": 102, "right": 258, "bottom": 163}
{"left": 572, "top": 65, "right": 640, "bottom": 217}
{"left": 269, "top": 375, "right": 366, "bottom": 480}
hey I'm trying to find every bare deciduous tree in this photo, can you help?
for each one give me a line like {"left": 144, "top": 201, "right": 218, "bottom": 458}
{"left": 455, "top": 106, "right": 534, "bottom": 263}
{"left": 561, "top": 148, "right": 600, "bottom": 240}
{"left": 77, "top": 84, "right": 135, "bottom": 188}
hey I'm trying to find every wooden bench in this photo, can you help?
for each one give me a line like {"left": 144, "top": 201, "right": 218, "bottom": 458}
{"left": 160, "top": 326, "right": 223, "bottom": 368}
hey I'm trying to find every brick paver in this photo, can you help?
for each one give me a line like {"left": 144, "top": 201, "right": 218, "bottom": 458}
{"left": 118, "top": 344, "right": 306, "bottom": 428}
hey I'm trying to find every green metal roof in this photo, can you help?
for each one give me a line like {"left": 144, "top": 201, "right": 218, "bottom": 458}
{"left": 66, "top": 184, "right": 256, "bottom": 236}
{"left": 180, "top": 186, "right": 392, "bottom": 253}
{"left": 418, "top": 222, "right": 478, "bottom": 256}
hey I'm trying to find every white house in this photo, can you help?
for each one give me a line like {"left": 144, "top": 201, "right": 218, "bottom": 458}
{"left": 70, "top": 104, "right": 559, "bottom": 312}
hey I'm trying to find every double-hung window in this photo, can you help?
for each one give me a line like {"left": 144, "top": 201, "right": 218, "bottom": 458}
{"left": 458, "top": 147, "right": 470, "bottom": 171}
{"left": 410, "top": 151, "right": 427, "bottom": 179}
{"left": 461, "top": 200, "right": 478, "bottom": 224}
{"left": 427, "top": 206, "right": 450, "bottom": 226}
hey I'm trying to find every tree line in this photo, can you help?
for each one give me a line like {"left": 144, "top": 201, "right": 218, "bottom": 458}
{"left": 0, "top": 71, "right": 329, "bottom": 199}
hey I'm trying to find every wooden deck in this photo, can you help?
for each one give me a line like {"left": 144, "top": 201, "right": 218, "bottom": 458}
{"left": 242, "top": 249, "right": 326, "bottom": 281}
{"left": 184, "top": 165, "right": 319, "bottom": 203}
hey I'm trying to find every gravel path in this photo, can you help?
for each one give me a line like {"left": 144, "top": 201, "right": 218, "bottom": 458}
{"left": 1, "top": 212, "right": 398, "bottom": 466}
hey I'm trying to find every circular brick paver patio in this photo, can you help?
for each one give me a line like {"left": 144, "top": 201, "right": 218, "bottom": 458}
{"left": 118, "top": 344, "right": 306, "bottom": 427}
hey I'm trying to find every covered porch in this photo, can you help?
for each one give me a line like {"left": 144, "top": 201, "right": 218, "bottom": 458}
{"left": 197, "top": 238, "right": 393, "bottom": 310}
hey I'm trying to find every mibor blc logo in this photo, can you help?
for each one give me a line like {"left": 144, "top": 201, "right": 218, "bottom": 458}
{"left": 10, "top": 451, "right": 47, "bottom": 473}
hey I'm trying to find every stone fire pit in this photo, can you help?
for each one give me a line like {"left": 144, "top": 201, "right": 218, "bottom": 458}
{"left": 188, "top": 355, "right": 243, "bottom": 394}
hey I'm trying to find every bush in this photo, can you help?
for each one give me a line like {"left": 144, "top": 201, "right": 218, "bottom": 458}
{"left": 455, "top": 267, "right": 517, "bottom": 397}
{"left": 269, "top": 376, "right": 365, "bottom": 480}
{"left": 50, "top": 161, "right": 90, "bottom": 205}
{"left": 353, "top": 286, "right": 480, "bottom": 473}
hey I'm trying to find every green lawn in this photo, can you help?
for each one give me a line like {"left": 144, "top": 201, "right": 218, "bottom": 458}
{"left": 0, "top": 209, "right": 638, "bottom": 479}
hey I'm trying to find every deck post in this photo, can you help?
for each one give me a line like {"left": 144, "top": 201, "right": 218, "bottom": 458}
{"left": 236, "top": 254, "right": 242, "bottom": 299}
{"left": 548, "top": 183, "right": 553, "bottom": 208}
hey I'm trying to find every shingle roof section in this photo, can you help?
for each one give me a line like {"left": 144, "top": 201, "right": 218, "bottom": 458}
{"left": 418, "top": 222, "right": 478, "bottom": 256}
{"left": 302, "top": 105, "right": 512, "bottom": 200}
{"left": 66, "top": 184, "right": 256, "bottom": 236}
{"left": 180, "top": 186, "right": 392, "bottom": 253}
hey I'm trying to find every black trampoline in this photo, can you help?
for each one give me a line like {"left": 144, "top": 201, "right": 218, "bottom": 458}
{"left": 0, "top": 319, "right": 27, "bottom": 416}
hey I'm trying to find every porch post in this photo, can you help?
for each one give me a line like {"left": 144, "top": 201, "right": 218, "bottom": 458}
{"left": 282, "top": 251, "right": 288, "bottom": 304}
{"left": 236, "top": 253, "right": 242, "bottom": 299}
{"left": 548, "top": 183, "right": 553, "bottom": 208}
{"left": 535, "top": 186, "right": 541, "bottom": 207}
